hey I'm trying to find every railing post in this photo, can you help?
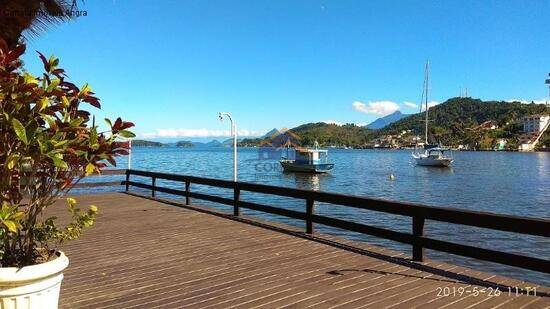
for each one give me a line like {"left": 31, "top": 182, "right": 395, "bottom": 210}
{"left": 412, "top": 216, "right": 425, "bottom": 262}
{"left": 151, "top": 177, "right": 156, "bottom": 197}
{"left": 234, "top": 185, "right": 240, "bottom": 216}
{"left": 306, "top": 198, "right": 315, "bottom": 234}
{"left": 125, "top": 170, "right": 130, "bottom": 192}
{"left": 185, "top": 180, "right": 190, "bottom": 205}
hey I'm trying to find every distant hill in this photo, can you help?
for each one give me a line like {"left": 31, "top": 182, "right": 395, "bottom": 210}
{"left": 366, "top": 111, "right": 409, "bottom": 129}
{"left": 222, "top": 138, "right": 247, "bottom": 147}
{"left": 191, "top": 140, "right": 223, "bottom": 148}
{"left": 240, "top": 98, "right": 550, "bottom": 150}
{"left": 240, "top": 124, "right": 373, "bottom": 147}
{"left": 262, "top": 128, "right": 280, "bottom": 138}
{"left": 176, "top": 141, "right": 194, "bottom": 147}
{"left": 378, "top": 97, "right": 550, "bottom": 149}
{"left": 132, "top": 140, "right": 164, "bottom": 147}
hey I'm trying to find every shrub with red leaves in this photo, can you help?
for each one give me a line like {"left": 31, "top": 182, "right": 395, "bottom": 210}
{"left": 0, "top": 38, "right": 134, "bottom": 266}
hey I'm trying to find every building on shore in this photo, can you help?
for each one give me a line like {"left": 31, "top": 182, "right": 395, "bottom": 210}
{"left": 519, "top": 114, "right": 550, "bottom": 151}
{"left": 522, "top": 114, "right": 550, "bottom": 133}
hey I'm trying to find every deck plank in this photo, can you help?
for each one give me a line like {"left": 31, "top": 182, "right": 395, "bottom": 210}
{"left": 52, "top": 193, "right": 549, "bottom": 308}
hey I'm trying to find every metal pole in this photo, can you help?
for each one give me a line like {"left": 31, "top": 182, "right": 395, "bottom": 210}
{"left": 424, "top": 61, "right": 430, "bottom": 145}
{"left": 219, "top": 112, "right": 238, "bottom": 182}
{"left": 233, "top": 121, "right": 237, "bottom": 182}
{"left": 128, "top": 139, "right": 132, "bottom": 170}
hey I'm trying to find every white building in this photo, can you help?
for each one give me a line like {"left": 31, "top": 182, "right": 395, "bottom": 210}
{"left": 523, "top": 114, "right": 550, "bottom": 133}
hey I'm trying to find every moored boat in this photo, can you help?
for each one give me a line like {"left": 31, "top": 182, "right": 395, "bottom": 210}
{"left": 412, "top": 145, "right": 453, "bottom": 167}
{"left": 280, "top": 142, "right": 334, "bottom": 173}
{"left": 412, "top": 61, "right": 454, "bottom": 167}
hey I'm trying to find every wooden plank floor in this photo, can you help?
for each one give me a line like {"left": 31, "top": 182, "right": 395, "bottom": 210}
{"left": 51, "top": 192, "right": 549, "bottom": 308}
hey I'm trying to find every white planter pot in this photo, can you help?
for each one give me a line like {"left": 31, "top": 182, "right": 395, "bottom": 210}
{"left": 0, "top": 252, "right": 69, "bottom": 309}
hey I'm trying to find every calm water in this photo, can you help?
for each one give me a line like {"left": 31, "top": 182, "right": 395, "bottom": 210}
{"left": 85, "top": 147, "right": 550, "bottom": 286}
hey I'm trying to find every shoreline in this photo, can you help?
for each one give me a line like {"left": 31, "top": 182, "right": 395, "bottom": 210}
{"left": 130, "top": 145, "right": 550, "bottom": 153}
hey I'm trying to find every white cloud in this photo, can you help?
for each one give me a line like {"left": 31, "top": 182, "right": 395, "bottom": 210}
{"left": 418, "top": 101, "right": 440, "bottom": 111}
{"left": 322, "top": 120, "right": 344, "bottom": 126}
{"left": 403, "top": 101, "right": 419, "bottom": 109}
{"left": 506, "top": 98, "right": 547, "bottom": 104}
{"left": 140, "top": 128, "right": 261, "bottom": 138}
{"left": 352, "top": 101, "right": 400, "bottom": 116}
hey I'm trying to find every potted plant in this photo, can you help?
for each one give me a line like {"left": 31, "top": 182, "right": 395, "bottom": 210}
{"left": 0, "top": 38, "right": 134, "bottom": 308}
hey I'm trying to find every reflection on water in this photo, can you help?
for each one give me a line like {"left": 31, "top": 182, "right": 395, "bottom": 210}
{"left": 107, "top": 147, "right": 549, "bottom": 286}
{"left": 284, "top": 173, "right": 324, "bottom": 191}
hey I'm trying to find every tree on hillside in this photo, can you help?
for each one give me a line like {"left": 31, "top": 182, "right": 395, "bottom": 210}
{"left": 0, "top": 0, "right": 79, "bottom": 48}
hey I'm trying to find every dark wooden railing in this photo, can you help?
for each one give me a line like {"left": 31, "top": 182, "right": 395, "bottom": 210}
{"left": 78, "top": 169, "right": 550, "bottom": 274}
{"left": 72, "top": 169, "right": 127, "bottom": 188}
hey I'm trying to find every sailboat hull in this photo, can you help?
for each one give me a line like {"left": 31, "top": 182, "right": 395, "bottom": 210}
{"left": 414, "top": 156, "right": 453, "bottom": 167}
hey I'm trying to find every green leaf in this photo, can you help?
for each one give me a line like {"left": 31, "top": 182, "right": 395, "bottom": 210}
{"left": 69, "top": 118, "right": 84, "bottom": 127}
{"left": 23, "top": 72, "right": 39, "bottom": 85}
{"left": 48, "top": 55, "right": 59, "bottom": 71}
{"left": 36, "top": 97, "right": 49, "bottom": 111}
{"left": 46, "top": 78, "right": 60, "bottom": 92}
{"left": 12, "top": 118, "right": 28, "bottom": 145}
{"left": 67, "top": 198, "right": 77, "bottom": 207}
{"left": 62, "top": 96, "right": 70, "bottom": 107}
{"left": 3, "top": 220, "right": 17, "bottom": 233}
{"left": 89, "top": 127, "right": 98, "bottom": 148}
{"left": 119, "top": 130, "right": 135, "bottom": 138}
{"left": 75, "top": 150, "right": 86, "bottom": 157}
{"left": 51, "top": 157, "right": 68, "bottom": 169}
{"left": 41, "top": 114, "right": 56, "bottom": 128}
{"left": 80, "top": 83, "right": 91, "bottom": 96}
{"left": 11, "top": 212, "right": 25, "bottom": 221}
{"left": 85, "top": 163, "right": 96, "bottom": 176}
{"left": 53, "top": 140, "right": 68, "bottom": 148}
{"left": 6, "top": 154, "right": 19, "bottom": 170}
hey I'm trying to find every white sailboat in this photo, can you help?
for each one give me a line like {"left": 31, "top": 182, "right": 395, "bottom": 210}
{"left": 412, "top": 61, "right": 454, "bottom": 167}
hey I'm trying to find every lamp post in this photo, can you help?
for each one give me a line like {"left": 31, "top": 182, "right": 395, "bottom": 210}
{"left": 219, "top": 112, "right": 237, "bottom": 182}
{"left": 128, "top": 139, "right": 132, "bottom": 169}
{"left": 545, "top": 73, "right": 550, "bottom": 105}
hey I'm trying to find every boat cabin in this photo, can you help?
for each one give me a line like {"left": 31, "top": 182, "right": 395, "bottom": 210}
{"left": 294, "top": 149, "right": 329, "bottom": 164}
{"left": 426, "top": 147, "right": 450, "bottom": 158}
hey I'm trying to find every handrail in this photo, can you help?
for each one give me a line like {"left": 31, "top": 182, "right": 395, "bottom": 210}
{"left": 72, "top": 169, "right": 127, "bottom": 189}
{"left": 124, "top": 169, "right": 550, "bottom": 274}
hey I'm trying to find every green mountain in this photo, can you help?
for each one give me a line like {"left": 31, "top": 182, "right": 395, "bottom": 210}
{"left": 241, "top": 98, "right": 550, "bottom": 150}
{"left": 366, "top": 111, "right": 409, "bottom": 129}
{"left": 379, "top": 97, "right": 550, "bottom": 149}
{"left": 240, "top": 123, "right": 374, "bottom": 147}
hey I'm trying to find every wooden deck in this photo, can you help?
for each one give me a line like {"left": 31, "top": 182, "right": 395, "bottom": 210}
{"left": 54, "top": 193, "right": 549, "bottom": 308}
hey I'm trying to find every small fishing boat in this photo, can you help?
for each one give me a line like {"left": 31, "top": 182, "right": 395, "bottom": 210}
{"left": 412, "top": 61, "right": 453, "bottom": 167}
{"left": 280, "top": 142, "right": 334, "bottom": 173}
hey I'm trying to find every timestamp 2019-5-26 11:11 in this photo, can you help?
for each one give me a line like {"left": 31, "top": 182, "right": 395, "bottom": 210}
{"left": 436, "top": 286, "right": 539, "bottom": 298}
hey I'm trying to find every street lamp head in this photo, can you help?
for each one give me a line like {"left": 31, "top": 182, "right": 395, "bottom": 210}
{"left": 219, "top": 112, "right": 232, "bottom": 122}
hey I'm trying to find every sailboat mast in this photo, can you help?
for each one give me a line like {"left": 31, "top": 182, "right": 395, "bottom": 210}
{"left": 424, "top": 61, "right": 430, "bottom": 145}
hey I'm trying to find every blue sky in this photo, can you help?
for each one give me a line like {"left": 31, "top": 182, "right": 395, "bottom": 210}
{"left": 21, "top": 0, "right": 550, "bottom": 140}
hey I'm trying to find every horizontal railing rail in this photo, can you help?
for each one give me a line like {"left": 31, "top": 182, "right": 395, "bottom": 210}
{"left": 124, "top": 169, "right": 550, "bottom": 274}
{"left": 72, "top": 169, "right": 127, "bottom": 189}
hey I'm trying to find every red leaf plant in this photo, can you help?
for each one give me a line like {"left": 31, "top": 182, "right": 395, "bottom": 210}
{"left": 0, "top": 38, "right": 134, "bottom": 267}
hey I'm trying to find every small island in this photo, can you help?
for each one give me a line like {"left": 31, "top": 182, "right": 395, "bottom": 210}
{"left": 176, "top": 140, "right": 195, "bottom": 147}
{"left": 132, "top": 140, "right": 165, "bottom": 147}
